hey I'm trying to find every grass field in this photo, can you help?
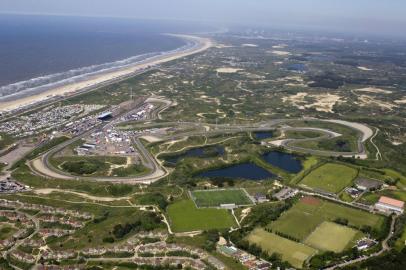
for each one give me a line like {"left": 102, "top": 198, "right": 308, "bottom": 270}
{"left": 167, "top": 200, "right": 236, "bottom": 232}
{"left": 190, "top": 189, "right": 253, "bottom": 208}
{"left": 0, "top": 133, "right": 14, "bottom": 151}
{"left": 51, "top": 156, "right": 127, "bottom": 176}
{"left": 247, "top": 228, "right": 317, "bottom": 268}
{"left": 395, "top": 226, "right": 406, "bottom": 251}
{"left": 269, "top": 197, "right": 385, "bottom": 241}
{"left": 300, "top": 163, "right": 358, "bottom": 193}
{"left": 0, "top": 225, "right": 17, "bottom": 240}
{"left": 304, "top": 221, "right": 363, "bottom": 252}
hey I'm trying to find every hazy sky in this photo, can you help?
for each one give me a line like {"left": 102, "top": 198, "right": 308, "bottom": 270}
{"left": 1, "top": 0, "right": 406, "bottom": 36}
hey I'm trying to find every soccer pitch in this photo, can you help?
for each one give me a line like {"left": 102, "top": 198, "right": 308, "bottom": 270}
{"left": 247, "top": 228, "right": 317, "bottom": 268}
{"left": 190, "top": 188, "right": 254, "bottom": 208}
{"left": 167, "top": 200, "right": 236, "bottom": 232}
{"left": 269, "top": 196, "right": 385, "bottom": 241}
{"left": 299, "top": 163, "right": 358, "bottom": 193}
{"left": 304, "top": 221, "right": 362, "bottom": 252}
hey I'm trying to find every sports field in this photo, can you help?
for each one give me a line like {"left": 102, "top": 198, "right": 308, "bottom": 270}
{"left": 304, "top": 221, "right": 363, "bottom": 252}
{"left": 190, "top": 189, "right": 254, "bottom": 208}
{"left": 269, "top": 197, "right": 385, "bottom": 241}
{"left": 167, "top": 200, "right": 236, "bottom": 232}
{"left": 247, "top": 228, "right": 317, "bottom": 269}
{"left": 300, "top": 163, "right": 358, "bottom": 193}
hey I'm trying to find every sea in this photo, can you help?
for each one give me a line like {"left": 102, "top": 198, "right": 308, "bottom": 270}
{"left": 0, "top": 14, "right": 211, "bottom": 100}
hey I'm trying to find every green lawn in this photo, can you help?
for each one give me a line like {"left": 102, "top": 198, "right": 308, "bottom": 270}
{"left": 395, "top": 226, "right": 406, "bottom": 251}
{"left": 0, "top": 225, "right": 17, "bottom": 240}
{"left": 269, "top": 197, "right": 385, "bottom": 241}
{"left": 190, "top": 189, "right": 253, "bottom": 208}
{"left": 247, "top": 228, "right": 317, "bottom": 269}
{"left": 0, "top": 133, "right": 14, "bottom": 151}
{"left": 167, "top": 200, "right": 236, "bottom": 232}
{"left": 270, "top": 208, "right": 324, "bottom": 241}
{"left": 300, "top": 163, "right": 358, "bottom": 193}
{"left": 111, "top": 164, "right": 151, "bottom": 177}
{"left": 51, "top": 156, "right": 127, "bottom": 176}
{"left": 304, "top": 221, "right": 363, "bottom": 252}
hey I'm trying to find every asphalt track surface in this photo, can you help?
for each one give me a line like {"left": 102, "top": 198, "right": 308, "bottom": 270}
{"left": 30, "top": 112, "right": 374, "bottom": 184}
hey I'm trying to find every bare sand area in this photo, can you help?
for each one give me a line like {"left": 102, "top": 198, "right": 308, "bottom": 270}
{"left": 357, "top": 95, "right": 396, "bottom": 110}
{"left": 357, "top": 66, "right": 373, "bottom": 71}
{"left": 0, "top": 35, "right": 213, "bottom": 113}
{"left": 271, "top": 50, "right": 291, "bottom": 56}
{"left": 272, "top": 45, "right": 287, "bottom": 49}
{"left": 241, "top": 43, "right": 258, "bottom": 47}
{"left": 355, "top": 87, "right": 392, "bottom": 94}
{"left": 216, "top": 67, "right": 243, "bottom": 73}
{"left": 282, "top": 92, "right": 342, "bottom": 113}
{"left": 394, "top": 98, "right": 406, "bottom": 104}
{"left": 140, "top": 135, "right": 162, "bottom": 143}
{"left": 34, "top": 188, "right": 131, "bottom": 201}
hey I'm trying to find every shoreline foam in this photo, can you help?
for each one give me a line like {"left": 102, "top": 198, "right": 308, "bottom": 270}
{"left": 0, "top": 34, "right": 213, "bottom": 113}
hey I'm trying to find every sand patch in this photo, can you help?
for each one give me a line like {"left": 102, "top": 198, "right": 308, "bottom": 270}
{"left": 271, "top": 50, "right": 291, "bottom": 56}
{"left": 241, "top": 72, "right": 265, "bottom": 79}
{"left": 355, "top": 87, "right": 392, "bottom": 94}
{"left": 394, "top": 98, "right": 406, "bottom": 104}
{"left": 277, "top": 76, "right": 304, "bottom": 83}
{"left": 282, "top": 92, "right": 308, "bottom": 110}
{"left": 242, "top": 43, "right": 258, "bottom": 47}
{"left": 272, "top": 44, "right": 287, "bottom": 49}
{"left": 197, "top": 95, "right": 221, "bottom": 105}
{"left": 285, "top": 83, "right": 306, "bottom": 87}
{"left": 215, "top": 44, "right": 234, "bottom": 49}
{"left": 357, "top": 66, "right": 373, "bottom": 71}
{"left": 391, "top": 141, "right": 403, "bottom": 146}
{"left": 357, "top": 95, "right": 396, "bottom": 110}
{"left": 140, "top": 135, "right": 162, "bottom": 143}
{"left": 305, "top": 94, "right": 341, "bottom": 113}
{"left": 282, "top": 92, "right": 342, "bottom": 113}
{"left": 216, "top": 67, "right": 243, "bottom": 73}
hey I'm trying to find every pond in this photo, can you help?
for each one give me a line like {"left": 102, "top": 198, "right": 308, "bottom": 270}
{"left": 197, "top": 162, "right": 276, "bottom": 180}
{"left": 262, "top": 151, "right": 303, "bottom": 173}
{"left": 164, "top": 145, "right": 224, "bottom": 164}
{"left": 253, "top": 131, "right": 273, "bottom": 140}
{"left": 287, "top": 63, "right": 307, "bottom": 72}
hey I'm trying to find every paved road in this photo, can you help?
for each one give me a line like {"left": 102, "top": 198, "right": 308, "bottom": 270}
{"left": 30, "top": 115, "right": 374, "bottom": 184}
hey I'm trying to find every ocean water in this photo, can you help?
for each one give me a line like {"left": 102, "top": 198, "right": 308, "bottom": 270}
{"left": 0, "top": 14, "right": 208, "bottom": 100}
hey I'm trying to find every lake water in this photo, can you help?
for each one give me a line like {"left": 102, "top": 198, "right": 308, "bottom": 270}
{"left": 165, "top": 146, "right": 224, "bottom": 164}
{"left": 254, "top": 131, "right": 273, "bottom": 140}
{"left": 197, "top": 163, "right": 275, "bottom": 180}
{"left": 287, "top": 63, "right": 307, "bottom": 72}
{"left": 262, "top": 151, "right": 303, "bottom": 173}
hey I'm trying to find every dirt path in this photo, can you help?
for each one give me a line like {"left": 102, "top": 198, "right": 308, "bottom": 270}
{"left": 370, "top": 128, "right": 382, "bottom": 160}
{"left": 33, "top": 188, "right": 132, "bottom": 202}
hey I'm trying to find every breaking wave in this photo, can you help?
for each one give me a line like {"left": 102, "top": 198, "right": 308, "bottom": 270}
{"left": 0, "top": 38, "right": 195, "bottom": 102}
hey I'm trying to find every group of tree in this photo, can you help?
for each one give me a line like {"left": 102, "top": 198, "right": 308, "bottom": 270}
{"left": 112, "top": 212, "right": 162, "bottom": 239}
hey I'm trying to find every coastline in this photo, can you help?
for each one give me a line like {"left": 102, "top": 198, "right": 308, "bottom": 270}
{"left": 0, "top": 34, "right": 213, "bottom": 113}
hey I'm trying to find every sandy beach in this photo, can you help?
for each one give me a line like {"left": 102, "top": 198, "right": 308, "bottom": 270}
{"left": 0, "top": 35, "right": 213, "bottom": 112}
